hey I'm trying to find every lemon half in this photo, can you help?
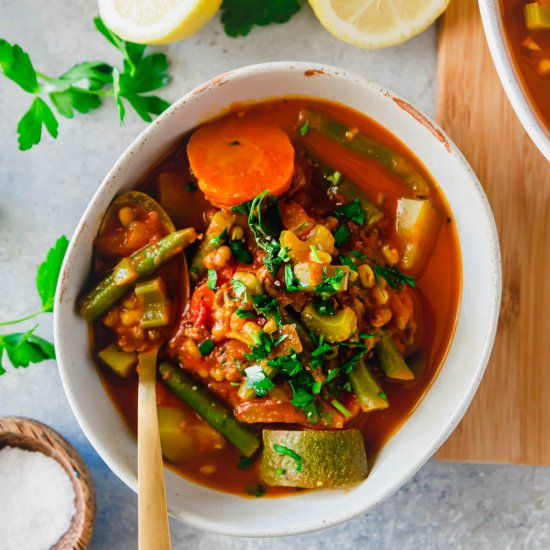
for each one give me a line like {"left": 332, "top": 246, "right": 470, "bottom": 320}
{"left": 98, "top": 0, "right": 222, "bottom": 44}
{"left": 309, "top": 0, "right": 450, "bottom": 49}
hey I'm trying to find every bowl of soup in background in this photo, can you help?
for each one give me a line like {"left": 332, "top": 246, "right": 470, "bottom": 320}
{"left": 479, "top": 0, "right": 550, "bottom": 161}
{"left": 54, "top": 62, "right": 501, "bottom": 537}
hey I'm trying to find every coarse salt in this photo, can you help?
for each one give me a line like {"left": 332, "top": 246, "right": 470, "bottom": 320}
{"left": 0, "top": 446, "right": 76, "bottom": 550}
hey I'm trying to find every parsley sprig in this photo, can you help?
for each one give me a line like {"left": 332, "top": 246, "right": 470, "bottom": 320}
{"left": 0, "top": 236, "right": 68, "bottom": 375}
{"left": 220, "top": 0, "right": 301, "bottom": 37}
{"left": 0, "top": 17, "right": 171, "bottom": 151}
{"left": 373, "top": 265, "right": 416, "bottom": 289}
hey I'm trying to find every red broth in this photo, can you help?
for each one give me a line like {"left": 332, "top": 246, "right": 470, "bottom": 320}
{"left": 92, "top": 98, "right": 461, "bottom": 497}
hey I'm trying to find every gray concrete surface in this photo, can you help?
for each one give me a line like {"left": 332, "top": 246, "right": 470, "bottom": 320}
{"left": 1, "top": 1, "right": 548, "bottom": 548}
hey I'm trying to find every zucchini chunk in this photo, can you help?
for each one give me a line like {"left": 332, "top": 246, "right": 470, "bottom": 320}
{"left": 261, "top": 429, "right": 368, "bottom": 488}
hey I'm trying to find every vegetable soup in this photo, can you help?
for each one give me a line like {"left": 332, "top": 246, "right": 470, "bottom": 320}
{"left": 500, "top": 0, "right": 550, "bottom": 131}
{"left": 79, "top": 98, "right": 461, "bottom": 497}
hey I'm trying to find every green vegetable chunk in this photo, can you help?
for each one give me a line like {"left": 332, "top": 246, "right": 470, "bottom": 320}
{"left": 97, "top": 343, "right": 137, "bottom": 378}
{"left": 261, "top": 429, "right": 368, "bottom": 488}
{"left": 135, "top": 277, "right": 170, "bottom": 328}
{"left": 300, "top": 109, "right": 430, "bottom": 195}
{"left": 301, "top": 304, "right": 357, "bottom": 343}
{"left": 79, "top": 228, "right": 197, "bottom": 321}
{"left": 349, "top": 359, "right": 389, "bottom": 412}
{"left": 375, "top": 331, "right": 414, "bottom": 381}
{"left": 159, "top": 361, "right": 260, "bottom": 457}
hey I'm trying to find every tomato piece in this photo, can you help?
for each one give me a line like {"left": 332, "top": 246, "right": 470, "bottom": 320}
{"left": 188, "top": 282, "right": 215, "bottom": 328}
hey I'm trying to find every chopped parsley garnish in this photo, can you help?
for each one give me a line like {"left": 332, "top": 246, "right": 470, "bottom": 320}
{"left": 229, "top": 238, "right": 253, "bottom": 264}
{"left": 236, "top": 307, "right": 255, "bottom": 319}
{"left": 198, "top": 339, "right": 215, "bottom": 356}
{"left": 243, "top": 331, "right": 288, "bottom": 363}
{"left": 326, "top": 171, "right": 341, "bottom": 185}
{"left": 289, "top": 371, "right": 320, "bottom": 424}
{"left": 378, "top": 391, "right": 388, "bottom": 401}
{"left": 333, "top": 223, "right": 350, "bottom": 246}
{"left": 273, "top": 444, "right": 303, "bottom": 472}
{"left": 339, "top": 255, "right": 358, "bottom": 272}
{"left": 331, "top": 399, "right": 353, "bottom": 418}
{"left": 333, "top": 199, "right": 366, "bottom": 225}
{"left": 246, "top": 483, "right": 266, "bottom": 497}
{"left": 185, "top": 181, "right": 197, "bottom": 192}
{"left": 310, "top": 334, "right": 336, "bottom": 370}
{"left": 207, "top": 268, "right": 217, "bottom": 290}
{"left": 231, "top": 279, "right": 249, "bottom": 301}
{"left": 237, "top": 456, "right": 253, "bottom": 470}
{"left": 244, "top": 364, "right": 275, "bottom": 397}
{"left": 299, "top": 120, "right": 309, "bottom": 136}
{"left": 252, "top": 294, "right": 282, "bottom": 327}
{"left": 267, "top": 350, "right": 302, "bottom": 377}
{"left": 309, "top": 245, "right": 321, "bottom": 262}
{"left": 314, "top": 267, "right": 345, "bottom": 297}
{"left": 210, "top": 227, "right": 228, "bottom": 246}
{"left": 373, "top": 265, "right": 416, "bottom": 289}
{"left": 313, "top": 298, "right": 335, "bottom": 315}
{"left": 312, "top": 380, "right": 322, "bottom": 394}
{"left": 350, "top": 250, "right": 367, "bottom": 259}
{"left": 234, "top": 191, "right": 285, "bottom": 275}
{"left": 275, "top": 467, "right": 285, "bottom": 476}
{"left": 326, "top": 368, "right": 340, "bottom": 383}
{"left": 284, "top": 264, "right": 303, "bottom": 292}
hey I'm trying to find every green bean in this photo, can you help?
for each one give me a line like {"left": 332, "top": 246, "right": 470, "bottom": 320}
{"left": 79, "top": 228, "right": 197, "bottom": 321}
{"left": 159, "top": 361, "right": 261, "bottom": 457}
{"left": 348, "top": 359, "right": 389, "bottom": 412}
{"left": 190, "top": 210, "right": 235, "bottom": 281}
{"left": 300, "top": 109, "right": 430, "bottom": 195}
{"left": 375, "top": 330, "right": 414, "bottom": 381}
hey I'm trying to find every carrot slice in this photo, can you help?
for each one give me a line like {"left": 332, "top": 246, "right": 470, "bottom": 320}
{"left": 187, "top": 117, "right": 294, "bottom": 207}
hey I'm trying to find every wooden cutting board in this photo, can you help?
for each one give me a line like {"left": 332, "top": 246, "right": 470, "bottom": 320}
{"left": 436, "top": 0, "right": 550, "bottom": 464}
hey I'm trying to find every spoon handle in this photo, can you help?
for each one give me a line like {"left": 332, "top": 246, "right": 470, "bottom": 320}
{"left": 138, "top": 348, "right": 171, "bottom": 550}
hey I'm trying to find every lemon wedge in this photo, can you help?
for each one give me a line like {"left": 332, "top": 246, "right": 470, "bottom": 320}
{"left": 308, "top": 0, "right": 450, "bottom": 49}
{"left": 98, "top": 0, "right": 222, "bottom": 44}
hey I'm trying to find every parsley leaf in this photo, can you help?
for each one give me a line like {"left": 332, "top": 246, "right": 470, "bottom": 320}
{"left": 207, "top": 269, "right": 217, "bottom": 291}
{"left": 220, "top": 0, "right": 301, "bottom": 37}
{"left": 36, "top": 235, "right": 69, "bottom": 313}
{"left": 231, "top": 279, "right": 249, "bottom": 301}
{"left": 236, "top": 307, "right": 255, "bottom": 319}
{"left": 198, "top": 339, "right": 215, "bottom": 356}
{"left": 284, "top": 264, "right": 303, "bottom": 292}
{"left": 0, "top": 39, "right": 39, "bottom": 93}
{"left": 235, "top": 191, "right": 285, "bottom": 275}
{"left": 314, "top": 267, "right": 345, "bottom": 297}
{"left": 252, "top": 295, "right": 282, "bottom": 327}
{"left": 273, "top": 444, "right": 303, "bottom": 472}
{"left": 17, "top": 98, "right": 59, "bottom": 151}
{"left": 0, "top": 327, "right": 55, "bottom": 374}
{"left": 244, "top": 364, "right": 275, "bottom": 397}
{"left": 229, "top": 239, "right": 253, "bottom": 264}
{"left": 339, "top": 255, "right": 358, "bottom": 272}
{"left": 210, "top": 228, "right": 228, "bottom": 246}
{"left": 243, "top": 331, "right": 287, "bottom": 363}
{"left": 373, "top": 265, "right": 416, "bottom": 289}
{"left": 267, "top": 350, "right": 302, "bottom": 376}
{"left": 334, "top": 199, "right": 366, "bottom": 225}
{"left": 333, "top": 223, "right": 350, "bottom": 247}
{"left": 299, "top": 120, "right": 309, "bottom": 136}
{"left": 237, "top": 456, "right": 252, "bottom": 470}
{"left": 326, "top": 171, "right": 341, "bottom": 185}
{"left": 313, "top": 298, "right": 335, "bottom": 315}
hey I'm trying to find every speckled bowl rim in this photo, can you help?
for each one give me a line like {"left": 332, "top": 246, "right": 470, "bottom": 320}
{"left": 54, "top": 62, "right": 501, "bottom": 537}
{"left": 479, "top": 0, "right": 550, "bottom": 161}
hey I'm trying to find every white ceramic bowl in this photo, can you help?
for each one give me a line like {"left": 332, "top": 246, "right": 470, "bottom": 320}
{"left": 479, "top": 0, "right": 550, "bottom": 161}
{"left": 54, "top": 62, "right": 501, "bottom": 537}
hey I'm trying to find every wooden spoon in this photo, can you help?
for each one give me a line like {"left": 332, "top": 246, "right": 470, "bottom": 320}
{"left": 137, "top": 346, "right": 171, "bottom": 550}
